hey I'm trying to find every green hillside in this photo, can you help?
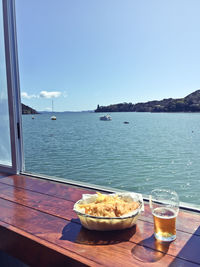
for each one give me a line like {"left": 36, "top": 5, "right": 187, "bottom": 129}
{"left": 22, "top": 103, "right": 38, "bottom": 114}
{"left": 95, "top": 90, "right": 200, "bottom": 113}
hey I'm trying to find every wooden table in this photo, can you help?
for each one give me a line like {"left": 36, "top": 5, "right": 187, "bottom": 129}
{"left": 0, "top": 172, "right": 199, "bottom": 266}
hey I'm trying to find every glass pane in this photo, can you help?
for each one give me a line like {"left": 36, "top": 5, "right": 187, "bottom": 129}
{"left": 0, "top": 0, "right": 12, "bottom": 166}
{"left": 16, "top": 0, "right": 200, "bottom": 207}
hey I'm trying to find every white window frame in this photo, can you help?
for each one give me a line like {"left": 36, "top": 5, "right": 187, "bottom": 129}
{"left": 0, "top": 0, "right": 23, "bottom": 174}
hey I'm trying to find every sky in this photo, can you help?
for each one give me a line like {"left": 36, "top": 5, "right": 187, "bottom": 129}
{"left": 15, "top": 0, "right": 200, "bottom": 112}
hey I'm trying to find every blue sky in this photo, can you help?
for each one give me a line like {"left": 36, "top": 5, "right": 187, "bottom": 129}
{"left": 15, "top": 0, "right": 200, "bottom": 112}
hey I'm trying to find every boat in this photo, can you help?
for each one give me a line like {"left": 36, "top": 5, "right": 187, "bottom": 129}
{"left": 32, "top": 116, "right": 35, "bottom": 119}
{"left": 51, "top": 115, "right": 56, "bottom": 120}
{"left": 99, "top": 114, "right": 112, "bottom": 121}
{"left": 123, "top": 121, "right": 129, "bottom": 124}
{"left": 50, "top": 100, "right": 56, "bottom": 120}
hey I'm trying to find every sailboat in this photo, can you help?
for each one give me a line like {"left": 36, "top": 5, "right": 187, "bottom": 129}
{"left": 51, "top": 100, "right": 56, "bottom": 120}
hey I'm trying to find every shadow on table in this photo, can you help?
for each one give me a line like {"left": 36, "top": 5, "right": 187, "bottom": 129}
{"left": 169, "top": 225, "right": 200, "bottom": 266}
{"left": 60, "top": 218, "right": 137, "bottom": 245}
{"left": 131, "top": 234, "right": 171, "bottom": 263}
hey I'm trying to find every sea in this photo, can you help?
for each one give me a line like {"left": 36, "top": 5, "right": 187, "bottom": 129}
{"left": 22, "top": 112, "right": 200, "bottom": 206}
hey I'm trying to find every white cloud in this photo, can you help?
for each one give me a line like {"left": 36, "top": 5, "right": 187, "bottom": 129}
{"left": 21, "top": 92, "right": 38, "bottom": 99}
{"left": 39, "top": 91, "right": 61, "bottom": 98}
{"left": 21, "top": 90, "right": 66, "bottom": 100}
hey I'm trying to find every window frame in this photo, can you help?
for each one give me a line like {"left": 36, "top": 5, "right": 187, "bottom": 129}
{"left": 0, "top": 0, "right": 23, "bottom": 174}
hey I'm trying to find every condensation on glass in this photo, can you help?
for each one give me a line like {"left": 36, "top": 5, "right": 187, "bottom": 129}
{"left": 0, "top": 0, "right": 12, "bottom": 166}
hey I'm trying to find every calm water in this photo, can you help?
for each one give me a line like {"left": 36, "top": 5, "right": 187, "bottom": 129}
{"left": 22, "top": 112, "right": 200, "bottom": 205}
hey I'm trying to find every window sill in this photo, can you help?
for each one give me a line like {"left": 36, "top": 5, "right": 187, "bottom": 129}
{"left": 0, "top": 172, "right": 199, "bottom": 266}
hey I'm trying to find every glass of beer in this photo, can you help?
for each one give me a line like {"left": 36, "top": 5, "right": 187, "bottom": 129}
{"left": 149, "top": 189, "right": 179, "bottom": 242}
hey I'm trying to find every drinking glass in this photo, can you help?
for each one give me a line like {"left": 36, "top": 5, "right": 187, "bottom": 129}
{"left": 149, "top": 189, "right": 179, "bottom": 242}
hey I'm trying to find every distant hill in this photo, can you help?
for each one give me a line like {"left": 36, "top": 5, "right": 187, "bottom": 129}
{"left": 22, "top": 104, "right": 38, "bottom": 114}
{"left": 39, "top": 110, "right": 94, "bottom": 114}
{"left": 95, "top": 90, "right": 200, "bottom": 113}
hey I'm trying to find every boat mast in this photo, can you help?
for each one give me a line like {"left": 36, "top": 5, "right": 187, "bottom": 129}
{"left": 50, "top": 99, "right": 56, "bottom": 120}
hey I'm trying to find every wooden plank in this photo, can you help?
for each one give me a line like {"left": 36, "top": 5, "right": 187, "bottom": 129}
{"left": 0, "top": 185, "right": 199, "bottom": 265}
{"left": 133, "top": 218, "right": 200, "bottom": 264}
{"left": 0, "top": 198, "right": 104, "bottom": 266}
{"left": 1, "top": 174, "right": 200, "bottom": 265}
{"left": 1, "top": 174, "right": 200, "bottom": 236}
{"left": 140, "top": 205, "right": 200, "bottom": 236}
{"left": 0, "top": 172, "right": 11, "bottom": 179}
{"left": 0, "top": 183, "right": 77, "bottom": 221}
{"left": 49, "top": 221, "right": 200, "bottom": 265}
{"left": 0, "top": 221, "right": 91, "bottom": 267}
{"left": 0, "top": 201, "right": 197, "bottom": 267}
{"left": 0, "top": 174, "right": 94, "bottom": 201}
{"left": 49, "top": 229, "right": 199, "bottom": 267}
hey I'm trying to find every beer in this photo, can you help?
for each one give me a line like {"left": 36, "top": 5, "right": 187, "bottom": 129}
{"left": 152, "top": 207, "right": 177, "bottom": 241}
